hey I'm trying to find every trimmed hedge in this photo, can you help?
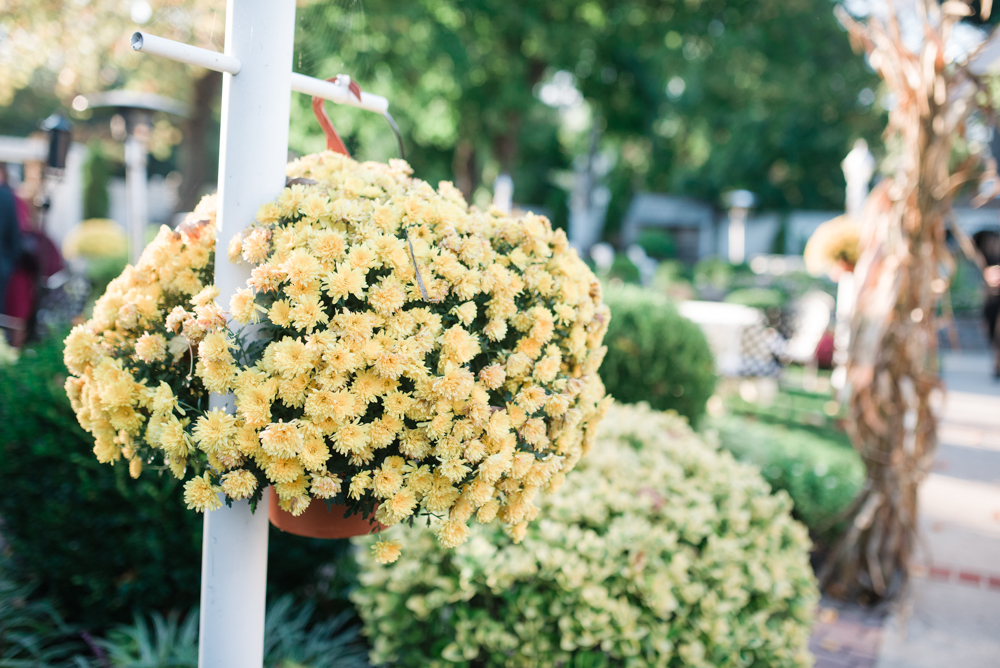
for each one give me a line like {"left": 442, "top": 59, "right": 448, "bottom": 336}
{"left": 711, "top": 415, "right": 865, "bottom": 535}
{"left": 600, "top": 285, "right": 716, "bottom": 425}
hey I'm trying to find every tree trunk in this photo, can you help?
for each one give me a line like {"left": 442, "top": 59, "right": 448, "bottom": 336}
{"left": 452, "top": 139, "right": 477, "bottom": 202}
{"left": 177, "top": 70, "right": 223, "bottom": 214}
{"left": 492, "top": 113, "right": 521, "bottom": 176}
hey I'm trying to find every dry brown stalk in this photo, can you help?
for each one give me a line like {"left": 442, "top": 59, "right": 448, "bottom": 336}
{"left": 820, "top": 0, "right": 997, "bottom": 601}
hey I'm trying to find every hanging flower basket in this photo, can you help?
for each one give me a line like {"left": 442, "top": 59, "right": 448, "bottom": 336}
{"left": 267, "top": 486, "right": 381, "bottom": 539}
{"left": 63, "top": 151, "right": 611, "bottom": 564}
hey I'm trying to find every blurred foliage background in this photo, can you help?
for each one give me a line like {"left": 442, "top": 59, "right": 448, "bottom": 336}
{"left": 1, "top": 0, "right": 884, "bottom": 235}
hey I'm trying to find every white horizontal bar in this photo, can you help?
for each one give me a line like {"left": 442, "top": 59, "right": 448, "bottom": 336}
{"left": 290, "top": 72, "right": 389, "bottom": 114}
{"left": 130, "top": 32, "right": 390, "bottom": 115}
{"left": 131, "top": 31, "right": 241, "bottom": 75}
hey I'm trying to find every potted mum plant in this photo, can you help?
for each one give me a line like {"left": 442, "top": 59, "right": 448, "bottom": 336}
{"left": 64, "top": 151, "right": 611, "bottom": 563}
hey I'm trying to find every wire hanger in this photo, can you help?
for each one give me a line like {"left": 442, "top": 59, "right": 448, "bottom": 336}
{"left": 312, "top": 75, "right": 405, "bottom": 160}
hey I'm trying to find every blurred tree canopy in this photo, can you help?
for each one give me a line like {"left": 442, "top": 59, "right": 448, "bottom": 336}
{"left": 2, "top": 0, "right": 883, "bottom": 233}
{"left": 292, "top": 0, "right": 884, "bottom": 236}
{"left": 1, "top": 0, "right": 225, "bottom": 210}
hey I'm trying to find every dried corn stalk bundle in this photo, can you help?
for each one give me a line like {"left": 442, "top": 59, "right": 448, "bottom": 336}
{"left": 821, "top": 0, "right": 997, "bottom": 601}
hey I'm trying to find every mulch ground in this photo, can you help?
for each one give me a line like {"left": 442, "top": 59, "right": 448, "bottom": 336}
{"left": 809, "top": 596, "right": 886, "bottom": 668}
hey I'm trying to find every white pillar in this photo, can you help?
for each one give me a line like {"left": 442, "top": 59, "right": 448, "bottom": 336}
{"left": 45, "top": 142, "right": 85, "bottom": 248}
{"left": 831, "top": 270, "right": 854, "bottom": 393}
{"left": 728, "top": 208, "right": 746, "bottom": 264}
{"left": 492, "top": 173, "right": 513, "bottom": 214}
{"left": 198, "top": 1, "right": 296, "bottom": 666}
{"left": 842, "top": 138, "right": 874, "bottom": 222}
{"left": 124, "top": 133, "right": 148, "bottom": 264}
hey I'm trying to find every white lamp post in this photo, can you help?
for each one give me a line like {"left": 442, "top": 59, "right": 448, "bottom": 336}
{"left": 128, "top": 3, "right": 393, "bottom": 664}
{"left": 75, "top": 91, "right": 188, "bottom": 263}
{"left": 723, "top": 189, "right": 757, "bottom": 265}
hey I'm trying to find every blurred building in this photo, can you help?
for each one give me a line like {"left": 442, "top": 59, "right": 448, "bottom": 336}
{"left": 618, "top": 191, "right": 1000, "bottom": 263}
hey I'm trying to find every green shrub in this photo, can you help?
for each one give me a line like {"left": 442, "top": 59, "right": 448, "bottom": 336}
{"left": 726, "top": 381, "right": 846, "bottom": 433}
{"left": 723, "top": 287, "right": 786, "bottom": 310}
{"left": 607, "top": 253, "right": 641, "bottom": 284}
{"left": 652, "top": 260, "right": 687, "bottom": 286}
{"left": 98, "top": 596, "right": 368, "bottom": 668}
{"left": 0, "top": 334, "right": 355, "bottom": 629}
{"left": 83, "top": 140, "right": 110, "bottom": 221}
{"left": 652, "top": 261, "right": 696, "bottom": 301}
{"left": 599, "top": 285, "right": 716, "bottom": 425}
{"left": 352, "top": 403, "right": 818, "bottom": 668}
{"left": 692, "top": 257, "right": 736, "bottom": 292}
{"left": 0, "top": 559, "right": 92, "bottom": 667}
{"left": 710, "top": 415, "right": 865, "bottom": 535}
{"left": 637, "top": 228, "right": 677, "bottom": 259}
{"left": 85, "top": 254, "right": 129, "bottom": 299}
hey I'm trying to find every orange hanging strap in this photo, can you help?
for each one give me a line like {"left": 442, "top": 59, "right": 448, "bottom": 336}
{"left": 311, "top": 75, "right": 365, "bottom": 157}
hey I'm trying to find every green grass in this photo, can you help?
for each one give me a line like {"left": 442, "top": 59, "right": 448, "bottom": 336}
{"left": 727, "top": 386, "right": 849, "bottom": 441}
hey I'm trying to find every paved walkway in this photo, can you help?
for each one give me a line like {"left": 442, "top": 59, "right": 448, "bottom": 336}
{"left": 811, "top": 351, "right": 1000, "bottom": 668}
{"left": 875, "top": 352, "right": 1000, "bottom": 668}
{"left": 810, "top": 597, "right": 884, "bottom": 668}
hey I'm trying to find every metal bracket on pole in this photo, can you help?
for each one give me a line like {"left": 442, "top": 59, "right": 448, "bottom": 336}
{"left": 131, "top": 31, "right": 390, "bottom": 114}
{"left": 131, "top": 32, "right": 241, "bottom": 75}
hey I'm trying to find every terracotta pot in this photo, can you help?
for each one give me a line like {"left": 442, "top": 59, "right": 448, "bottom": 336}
{"left": 268, "top": 487, "right": 381, "bottom": 539}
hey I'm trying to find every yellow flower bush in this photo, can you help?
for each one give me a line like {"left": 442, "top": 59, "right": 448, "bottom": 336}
{"left": 352, "top": 403, "right": 818, "bottom": 668}
{"left": 64, "top": 152, "right": 611, "bottom": 561}
{"left": 62, "top": 218, "right": 129, "bottom": 260}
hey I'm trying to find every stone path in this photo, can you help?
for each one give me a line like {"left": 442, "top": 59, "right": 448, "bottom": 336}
{"left": 875, "top": 352, "right": 1000, "bottom": 668}
{"left": 810, "top": 597, "right": 884, "bottom": 668}
{"left": 811, "top": 350, "right": 1000, "bottom": 668}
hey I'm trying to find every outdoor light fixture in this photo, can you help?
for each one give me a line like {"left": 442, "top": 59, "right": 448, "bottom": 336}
{"left": 76, "top": 90, "right": 188, "bottom": 264}
{"left": 722, "top": 189, "right": 758, "bottom": 265}
{"left": 40, "top": 114, "right": 73, "bottom": 170}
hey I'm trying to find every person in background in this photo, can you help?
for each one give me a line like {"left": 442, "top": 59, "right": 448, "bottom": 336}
{"left": 972, "top": 230, "right": 1000, "bottom": 378}
{"left": 0, "top": 164, "right": 23, "bottom": 317}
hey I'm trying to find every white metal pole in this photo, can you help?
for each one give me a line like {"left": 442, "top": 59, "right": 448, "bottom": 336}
{"left": 199, "top": 2, "right": 296, "bottom": 666}
{"left": 123, "top": 131, "right": 148, "bottom": 264}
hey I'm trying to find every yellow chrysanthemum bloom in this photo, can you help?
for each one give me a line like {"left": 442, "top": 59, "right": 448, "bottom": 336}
{"left": 371, "top": 539, "right": 402, "bottom": 565}
{"left": 184, "top": 472, "right": 223, "bottom": 511}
